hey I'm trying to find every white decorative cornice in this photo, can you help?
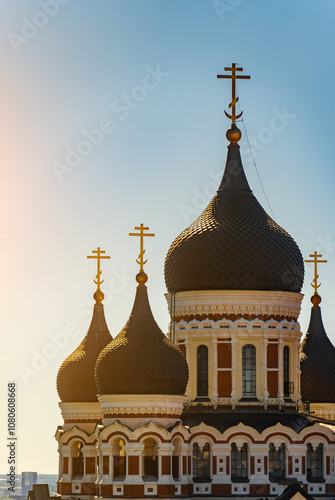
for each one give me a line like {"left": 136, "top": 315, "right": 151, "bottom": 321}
{"left": 98, "top": 394, "right": 186, "bottom": 417}
{"left": 165, "top": 290, "right": 304, "bottom": 320}
{"left": 59, "top": 402, "right": 103, "bottom": 421}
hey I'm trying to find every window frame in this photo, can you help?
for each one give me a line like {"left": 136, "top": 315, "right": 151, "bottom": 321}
{"left": 231, "top": 443, "right": 249, "bottom": 482}
{"left": 242, "top": 345, "right": 256, "bottom": 397}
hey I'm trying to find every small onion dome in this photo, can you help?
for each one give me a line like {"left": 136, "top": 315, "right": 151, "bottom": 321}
{"left": 300, "top": 295, "right": 335, "bottom": 403}
{"left": 165, "top": 135, "right": 304, "bottom": 293}
{"left": 95, "top": 273, "right": 188, "bottom": 395}
{"left": 57, "top": 302, "right": 112, "bottom": 402}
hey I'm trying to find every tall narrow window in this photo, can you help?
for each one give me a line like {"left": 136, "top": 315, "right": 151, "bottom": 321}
{"left": 143, "top": 438, "right": 158, "bottom": 479}
{"left": 197, "top": 345, "right": 208, "bottom": 397}
{"left": 307, "top": 443, "right": 324, "bottom": 482}
{"left": 269, "top": 443, "right": 286, "bottom": 482}
{"left": 231, "top": 443, "right": 248, "bottom": 482}
{"left": 192, "top": 443, "right": 210, "bottom": 482}
{"left": 72, "top": 442, "right": 84, "bottom": 479}
{"left": 113, "top": 439, "right": 126, "bottom": 479}
{"left": 242, "top": 345, "right": 256, "bottom": 397}
{"left": 283, "top": 346, "right": 290, "bottom": 397}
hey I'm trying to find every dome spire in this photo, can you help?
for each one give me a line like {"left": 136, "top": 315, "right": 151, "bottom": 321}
{"left": 87, "top": 246, "right": 110, "bottom": 304}
{"left": 129, "top": 223, "right": 155, "bottom": 284}
{"left": 300, "top": 252, "right": 335, "bottom": 403}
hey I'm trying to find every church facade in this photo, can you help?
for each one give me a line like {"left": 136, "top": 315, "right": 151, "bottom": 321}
{"left": 55, "top": 65, "right": 335, "bottom": 498}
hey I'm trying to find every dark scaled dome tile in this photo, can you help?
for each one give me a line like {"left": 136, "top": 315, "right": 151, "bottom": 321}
{"left": 165, "top": 189, "right": 304, "bottom": 293}
{"left": 300, "top": 306, "right": 335, "bottom": 403}
{"left": 57, "top": 304, "right": 112, "bottom": 403}
{"left": 95, "top": 285, "right": 189, "bottom": 396}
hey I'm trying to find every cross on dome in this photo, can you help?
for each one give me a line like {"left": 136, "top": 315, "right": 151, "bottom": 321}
{"left": 87, "top": 246, "right": 110, "bottom": 303}
{"left": 305, "top": 251, "right": 327, "bottom": 297}
{"left": 217, "top": 63, "right": 250, "bottom": 123}
{"left": 129, "top": 223, "right": 155, "bottom": 277}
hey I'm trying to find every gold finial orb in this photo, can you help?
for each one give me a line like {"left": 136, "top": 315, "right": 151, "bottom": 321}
{"left": 136, "top": 271, "right": 148, "bottom": 284}
{"left": 94, "top": 289, "right": 104, "bottom": 304}
{"left": 311, "top": 293, "right": 321, "bottom": 307}
{"left": 226, "top": 124, "right": 242, "bottom": 143}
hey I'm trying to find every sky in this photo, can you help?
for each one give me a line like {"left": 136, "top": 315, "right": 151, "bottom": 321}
{"left": 1, "top": 0, "right": 335, "bottom": 475}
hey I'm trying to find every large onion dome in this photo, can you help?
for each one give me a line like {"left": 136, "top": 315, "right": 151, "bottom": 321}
{"left": 57, "top": 293, "right": 112, "bottom": 402}
{"left": 300, "top": 294, "right": 335, "bottom": 403}
{"left": 95, "top": 272, "right": 188, "bottom": 395}
{"left": 164, "top": 125, "right": 304, "bottom": 293}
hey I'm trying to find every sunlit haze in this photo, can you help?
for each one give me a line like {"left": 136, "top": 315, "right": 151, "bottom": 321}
{"left": 1, "top": 0, "right": 335, "bottom": 474}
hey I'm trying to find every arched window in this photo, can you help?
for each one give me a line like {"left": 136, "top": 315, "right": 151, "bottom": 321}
{"left": 113, "top": 438, "right": 126, "bottom": 479}
{"left": 269, "top": 443, "right": 286, "bottom": 482}
{"left": 172, "top": 438, "right": 182, "bottom": 481}
{"left": 283, "top": 346, "right": 290, "bottom": 397}
{"left": 192, "top": 442, "right": 210, "bottom": 482}
{"left": 143, "top": 438, "right": 158, "bottom": 479}
{"left": 197, "top": 345, "right": 208, "bottom": 397}
{"left": 307, "top": 443, "right": 324, "bottom": 481}
{"left": 242, "top": 345, "right": 256, "bottom": 397}
{"left": 231, "top": 443, "right": 248, "bottom": 482}
{"left": 72, "top": 441, "right": 84, "bottom": 479}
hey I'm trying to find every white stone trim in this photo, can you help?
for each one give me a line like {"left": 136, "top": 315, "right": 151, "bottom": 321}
{"left": 165, "top": 290, "right": 303, "bottom": 320}
{"left": 98, "top": 394, "right": 186, "bottom": 416}
{"left": 59, "top": 401, "right": 103, "bottom": 421}
{"left": 175, "top": 317, "right": 300, "bottom": 332}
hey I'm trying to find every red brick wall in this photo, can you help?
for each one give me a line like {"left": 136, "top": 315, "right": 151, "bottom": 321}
{"left": 267, "top": 371, "right": 278, "bottom": 398}
{"left": 128, "top": 455, "right": 139, "bottom": 475}
{"left": 124, "top": 485, "right": 144, "bottom": 497}
{"left": 218, "top": 343, "right": 231, "bottom": 368}
{"left": 212, "top": 484, "right": 231, "bottom": 495}
{"left": 183, "top": 455, "right": 187, "bottom": 475}
{"left": 264, "top": 455, "right": 268, "bottom": 475}
{"left": 327, "top": 456, "right": 331, "bottom": 475}
{"left": 63, "top": 457, "right": 68, "bottom": 474}
{"left": 218, "top": 371, "right": 232, "bottom": 397}
{"left": 181, "top": 484, "right": 192, "bottom": 496}
{"left": 267, "top": 343, "right": 278, "bottom": 368}
{"left": 158, "top": 485, "right": 175, "bottom": 496}
{"left": 101, "top": 485, "right": 113, "bottom": 496}
{"left": 326, "top": 484, "right": 335, "bottom": 494}
{"left": 250, "top": 456, "right": 255, "bottom": 475}
{"left": 188, "top": 456, "right": 191, "bottom": 475}
{"left": 161, "top": 455, "right": 171, "bottom": 475}
{"left": 85, "top": 457, "right": 95, "bottom": 474}
{"left": 103, "top": 455, "right": 109, "bottom": 475}
{"left": 250, "top": 484, "right": 270, "bottom": 495}
{"left": 289, "top": 456, "right": 293, "bottom": 475}
{"left": 212, "top": 456, "right": 217, "bottom": 475}
{"left": 302, "top": 456, "right": 305, "bottom": 475}
{"left": 226, "top": 456, "right": 230, "bottom": 475}
{"left": 81, "top": 483, "right": 97, "bottom": 495}
{"left": 59, "top": 483, "right": 71, "bottom": 495}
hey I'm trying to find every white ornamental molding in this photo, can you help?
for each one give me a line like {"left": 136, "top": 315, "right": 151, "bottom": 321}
{"left": 175, "top": 317, "right": 300, "bottom": 332}
{"left": 165, "top": 290, "right": 304, "bottom": 320}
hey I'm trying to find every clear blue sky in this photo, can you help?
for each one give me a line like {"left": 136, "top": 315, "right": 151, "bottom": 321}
{"left": 0, "top": 0, "right": 335, "bottom": 474}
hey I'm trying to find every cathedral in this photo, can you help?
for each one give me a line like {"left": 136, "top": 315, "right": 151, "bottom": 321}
{"left": 54, "top": 64, "right": 335, "bottom": 499}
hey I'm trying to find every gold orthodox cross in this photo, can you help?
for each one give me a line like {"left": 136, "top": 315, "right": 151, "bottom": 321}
{"left": 305, "top": 251, "right": 327, "bottom": 294}
{"left": 87, "top": 247, "right": 110, "bottom": 290}
{"left": 217, "top": 63, "right": 250, "bottom": 122}
{"left": 129, "top": 223, "right": 155, "bottom": 271}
